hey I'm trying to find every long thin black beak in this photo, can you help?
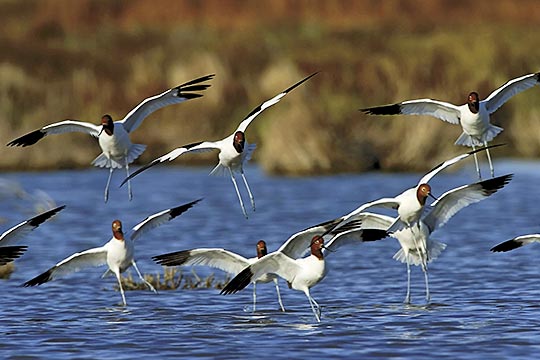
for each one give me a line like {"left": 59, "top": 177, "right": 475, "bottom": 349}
{"left": 428, "top": 193, "right": 438, "bottom": 201}
{"left": 98, "top": 126, "right": 104, "bottom": 136}
{"left": 322, "top": 244, "right": 335, "bottom": 253}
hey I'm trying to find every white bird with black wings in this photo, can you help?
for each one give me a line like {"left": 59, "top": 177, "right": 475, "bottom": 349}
{"left": 23, "top": 199, "right": 201, "bottom": 306}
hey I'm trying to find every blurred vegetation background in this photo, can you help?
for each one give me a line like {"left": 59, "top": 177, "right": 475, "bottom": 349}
{"left": 1, "top": 0, "right": 540, "bottom": 175}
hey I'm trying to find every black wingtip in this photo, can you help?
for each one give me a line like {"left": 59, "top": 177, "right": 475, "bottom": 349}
{"left": 169, "top": 198, "right": 203, "bottom": 219}
{"left": 7, "top": 130, "right": 45, "bottom": 147}
{"left": 361, "top": 229, "right": 390, "bottom": 242}
{"left": 220, "top": 266, "right": 253, "bottom": 295}
{"left": 120, "top": 160, "right": 159, "bottom": 187}
{"left": 360, "top": 103, "right": 402, "bottom": 115}
{"left": 477, "top": 173, "right": 513, "bottom": 195}
{"left": 23, "top": 268, "right": 53, "bottom": 287}
{"left": 152, "top": 249, "right": 193, "bottom": 266}
{"left": 0, "top": 246, "right": 28, "bottom": 266}
{"left": 283, "top": 72, "right": 318, "bottom": 94}
{"left": 490, "top": 239, "right": 523, "bottom": 252}
{"left": 28, "top": 205, "right": 66, "bottom": 227}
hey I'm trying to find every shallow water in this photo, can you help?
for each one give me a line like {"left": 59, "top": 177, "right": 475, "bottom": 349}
{"left": 1, "top": 160, "right": 539, "bottom": 359}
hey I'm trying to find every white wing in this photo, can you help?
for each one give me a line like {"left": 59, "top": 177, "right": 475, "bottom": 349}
{"left": 23, "top": 246, "right": 108, "bottom": 286}
{"left": 484, "top": 72, "right": 540, "bottom": 113}
{"left": 119, "top": 141, "right": 220, "bottom": 186}
{"left": 236, "top": 73, "right": 317, "bottom": 133}
{"left": 423, "top": 174, "right": 513, "bottom": 232}
{"left": 0, "top": 205, "right": 65, "bottom": 246}
{"left": 418, "top": 144, "right": 504, "bottom": 185}
{"left": 7, "top": 120, "right": 101, "bottom": 147}
{"left": 362, "top": 98, "right": 461, "bottom": 124}
{"left": 221, "top": 252, "right": 300, "bottom": 294}
{"left": 130, "top": 199, "right": 201, "bottom": 241}
{"left": 491, "top": 234, "right": 540, "bottom": 252}
{"left": 153, "top": 248, "right": 250, "bottom": 275}
{"left": 120, "top": 74, "right": 214, "bottom": 133}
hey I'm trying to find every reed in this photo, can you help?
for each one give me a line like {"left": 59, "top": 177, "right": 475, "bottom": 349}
{"left": 119, "top": 267, "right": 230, "bottom": 291}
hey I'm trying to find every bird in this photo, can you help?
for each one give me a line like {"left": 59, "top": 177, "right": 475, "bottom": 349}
{"left": 361, "top": 72, "right": 540, "bottom": 179}
{"left": 23, "top": 199, "right": 201, "bottom": 306}
{"left": 7, "top": 75, "right": 214, "bottom": 202}
{"left": 221, "top": 227, "right": 388, "bottom": 322}
{"left": 120, "top": 72, "right": 318, "bottom": 218}
{"left": 491, "top": 234, "right": 540, "bottom": 253}
{"left": 324, "top": 145, "right": 502, "bottom": 235}
{"left": 152, "top": 215, "right": 368, "bottom": 312}
{"left": 349, "top": 173, "right": 513, "bottom": 304}
{"left": 0, "top": 205, "right": 65, "bottom": 263}
{"left": 0, "top": 246, "right": 28, "bottom": 266}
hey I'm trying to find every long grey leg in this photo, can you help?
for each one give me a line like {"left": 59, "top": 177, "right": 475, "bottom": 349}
{"left": 132, "top": 260, "right": 157, "bottom": 293}
{"left": 405, "top": 254, "right": 411, "bottom": 304}
{"left": 229, "top": 168, "right": 248, "bottom": 219}
{"left": 104, "top": 167, "right": 114, "bottom": 203}
{"left": 471, "top": 144, "right": 482, "bottom": 180}
{"left": 240, "top": 170, "right": 255, "bottom": 212}
{"left": 422, "top": 263, "right": 430, "bottom": 303}
{"left": 114, "top": 270, "right": 127, "bottom": 306}
{"left": 304, "top": 289, "right": 321, "bottom": 322}
{"left": 273, "top": 278, "right": 285, "bottom": 312}
{"left": 252, "top": 282, "right": 257, "bottom": 312}
{"left": 125, "top": 156, "right": 133, "bottom": 201}
{"left": 484, "top": 140, "right": 495, "bottom": 178}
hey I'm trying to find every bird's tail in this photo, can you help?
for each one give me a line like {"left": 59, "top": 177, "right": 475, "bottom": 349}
{"left": 91, "top": 144, "right": 146, "bottom": 169}
{"left": 454, "top": 125, "right": 503, "bottom": 147}
{"left": 392, "top": 239, "right": 447, "bottom": 266}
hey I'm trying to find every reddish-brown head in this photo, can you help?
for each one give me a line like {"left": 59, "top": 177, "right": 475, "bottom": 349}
{"left": 467, "top": 92, "right": 480, "bottom": 114}
{"left": 310, "top": 235, "right": 324, "bottom": 260}
{"left": 112, "top": 219, "right": 124, "bottom": 240}
{"left": 256, "top": 240, "right": 268, "bottom": 258}
{"left": 416, "top": 183, "right": 432, "bottom": 205}
{"left": 100, "top": 114, "right": 114, "bottom": 136}
{"left": 233, "top": 131, "right": 245, "bottom": 153}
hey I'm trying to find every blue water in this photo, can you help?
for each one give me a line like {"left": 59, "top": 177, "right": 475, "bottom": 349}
{"left": 1, "top": 161, "right": 539, "bottom": 359}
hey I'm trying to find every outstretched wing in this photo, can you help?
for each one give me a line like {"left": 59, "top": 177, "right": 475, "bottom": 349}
{"left": 153, "top": 248, "right": 250, "bottom": 275}
{"left": 221, "top": 252, "right": 299, "bottom": 294}
{"left": 236, "top": 72, "right": 317, "bottom": 133}
{"left": 0, "top": 246, "right": 28, "bottom": 266}
{"left": 423, "top": 174, "right": 513, "bottom": 232}
{"left": 7, "top": 120, "right": 101, "bottom": 147}
{"left": 23, "top": 246, "right": 108, "bottom": 286}
{"left": 120, "top": 74, "right": 214, "bottom": 133}
{"left": 418, "top": 144, "right": 504, "bottom": 185}
{"left": 0, "top": 205, "right": 66, "bottom": 246}
{"left": 324, "top": 228, "right": 389, "bottom": 254}
{"left": 361, "top": 98, "right": 461, "bottom": 124}
{"left": 119, "top": 141, "right": 219, "bottom": 187}
{"left": 484, "top": 72, "right": 540, "bottom": 113}
{"left": 130, "top": 199, "right": 201, "bottom": 241}
{"left": 491, "top": 234, "right": 540, "bottom": 252}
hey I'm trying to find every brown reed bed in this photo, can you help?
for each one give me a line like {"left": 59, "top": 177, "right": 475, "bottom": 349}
{"left": 119, "top": 267, "right": 230, "bottom": 291}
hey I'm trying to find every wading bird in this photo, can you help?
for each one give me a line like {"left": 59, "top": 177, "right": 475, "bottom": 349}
{"left": 23, "top": 199, "right": 201, "bottom": 306}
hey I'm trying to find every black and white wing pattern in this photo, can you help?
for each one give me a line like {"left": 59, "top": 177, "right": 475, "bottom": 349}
{"left": 361, "top": 98, "right": 461, "bottom": 124}
{"left": 236, "top": 72, "right": 318, "bottom": 133}
{"left": 484, "top": 72, "right": 540, "bottom": 114}
{"left": 490, "top": 234, "right": 540, "bottom": 252}
{"left": 153, "top": 248, "right": 251, "bottom": 275}
{"left": 0, "top": 246, "right": 28, "bottom": 266}
{"left": 7, "top": 121, "right": 101, "bottom": 147}
{"left": 0, "top": 205, "right": 65, "bottom": 246}
{"left": 120, "top": 74, "right": 214, "bottom": 133}
{"left": 423, "top": 174, "right": 513, "bottom": 232}
{"left": 23, "top": 247, "right": 108, "bottom": 286}
{"left": 130, "top": 199, "right": 201, "bottom": 241}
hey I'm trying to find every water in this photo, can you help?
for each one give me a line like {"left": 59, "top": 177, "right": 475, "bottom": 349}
{"left": 1, "top": 161, "right": 539, "bottom": 359}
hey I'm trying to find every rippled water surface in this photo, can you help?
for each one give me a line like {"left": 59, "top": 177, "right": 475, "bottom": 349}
{"left": 1, "top": 161, "right": 540, "bottom": 359}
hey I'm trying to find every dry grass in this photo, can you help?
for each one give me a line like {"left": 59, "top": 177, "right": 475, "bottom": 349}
{"left": 1, "top": 1, "right": 540, "bottom": 174}
{"left": 119, "top": 267, "right": 230, "bottom": 291}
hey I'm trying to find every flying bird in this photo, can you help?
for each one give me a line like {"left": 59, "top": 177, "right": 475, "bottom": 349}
{"left": 361, "top": 72, "right": 540, "bottom": 179}
{"left": 120, "top": 73, "right": 318, "bottom": 218}
{"left": 8, "top": 75, "right": 214, "bottom": 202}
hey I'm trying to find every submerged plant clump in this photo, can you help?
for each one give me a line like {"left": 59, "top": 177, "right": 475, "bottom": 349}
{"left": 118, "top": 267, "right": 230, "bottom": 291}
